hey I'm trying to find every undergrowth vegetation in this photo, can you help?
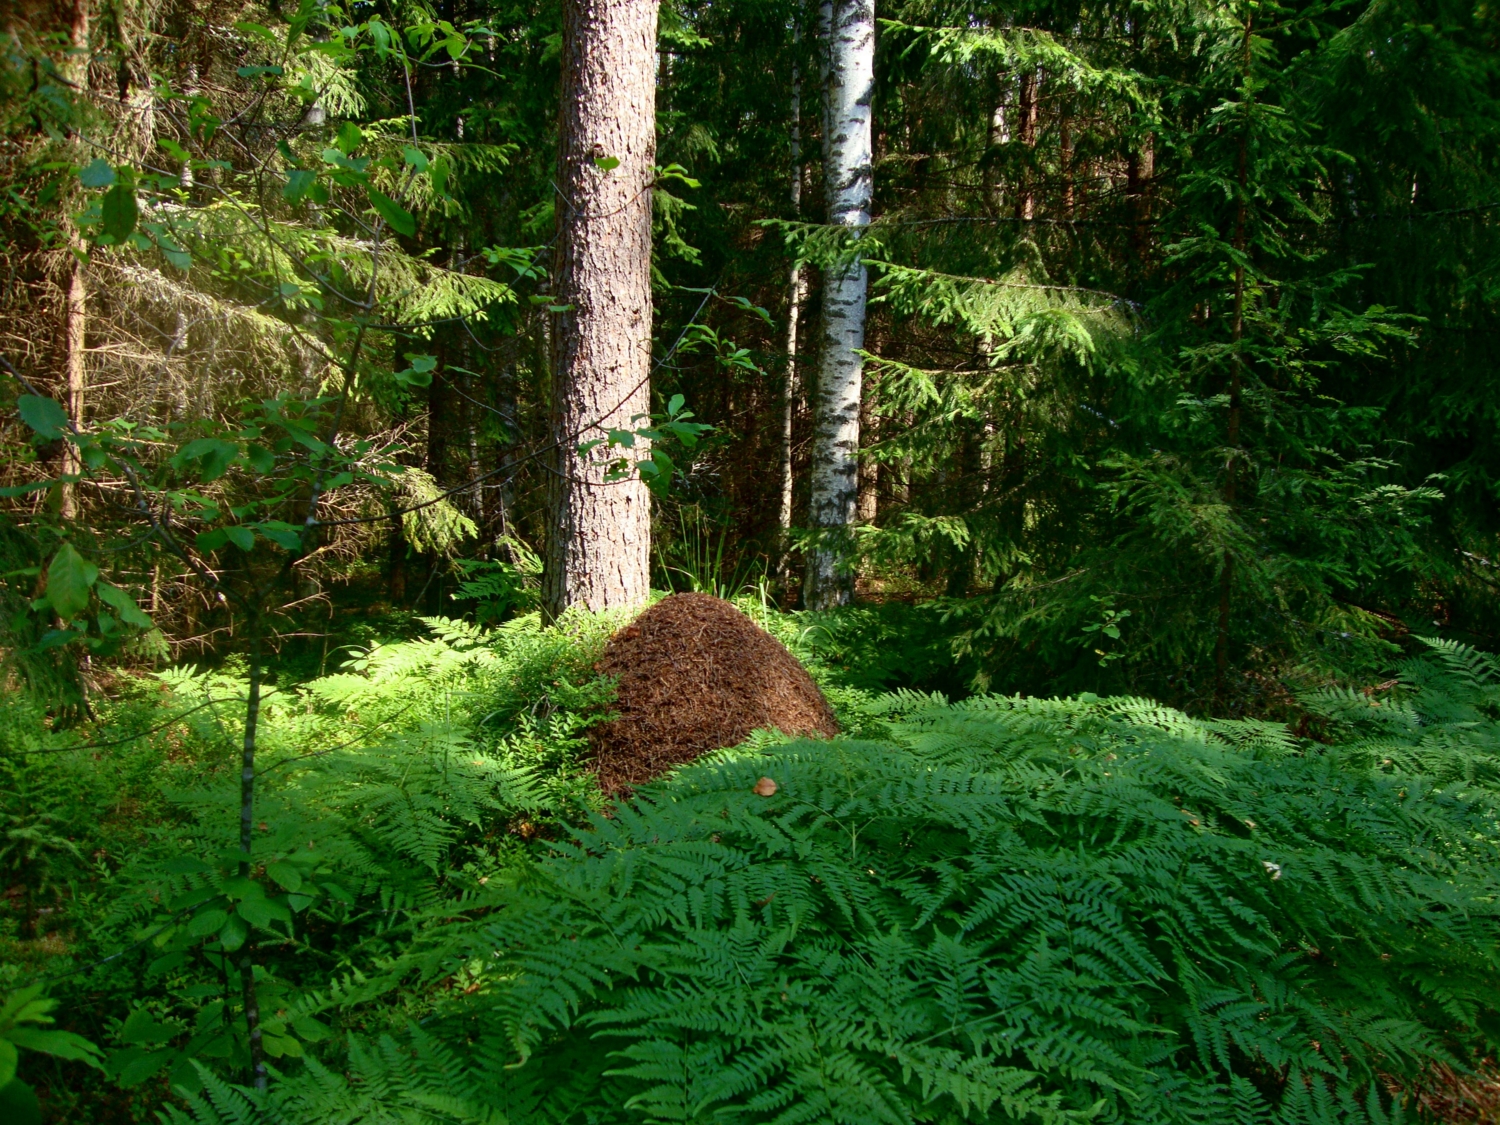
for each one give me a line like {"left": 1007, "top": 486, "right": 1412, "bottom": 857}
{"left": 3, "top": 603, "right": 1500, "bottom": 1123}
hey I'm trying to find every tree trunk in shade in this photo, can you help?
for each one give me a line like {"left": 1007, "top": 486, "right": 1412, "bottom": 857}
{"left": 60, "top": 0, "right": 90, "bottom": 521}
{"left": 1015, "top": 69, "right": 1039, "bottom": 222}
{"left": 779, "top": 27, "right": 807, "bottom": 582}
{"left": 544, "top": 0, "right": 659, "bottom": 618}
{"left": 857, "top": 374, "right": 879, "bottom": 524}
{"left": 804, "top": 0, "right": 873, "bottom": 610}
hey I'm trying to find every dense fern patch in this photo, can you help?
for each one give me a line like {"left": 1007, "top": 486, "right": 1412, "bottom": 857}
{"left": 151, "top": 637, "right": 1500, "bottom": 1125}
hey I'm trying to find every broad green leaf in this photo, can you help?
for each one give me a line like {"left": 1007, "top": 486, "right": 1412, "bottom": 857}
{"left": 261, "top": 1034, "right": 303, "bottom": 1059}
{"left": 0, "top": 1041, "right": 16, "bottom": 1089}
{"left": 96, "top": 584, "right": 151, "bottom": 628}
{"left": 246, "top": 444, "right": 275, "bottom": 473}
{"left": 17, "top": 395, "right": 68, "bottom": 440}
{"left": 255, "top": 521, "right": 303, "bottom": 550}
{"left": 366, "top": 188, "right": 415, "bottom": 236}
{"left": 0, "top": 482, "right": 53, "bottom": 498}
{"left": 403, "top": 145, "right": 429, "bottom": 172}
{"left": 186, "top": 908, "right": 229, "bottom": 938}
{"left": 395, "top": 353, "right": 437, "bottom": 387}
{"left": 236, "top": 894, "right": 293, "bottom": 930}
{"left": 119, "top": 1009, "right": 183, "bottom": 1047}
{"left": 233, "top": 21, "right": 277, "bottom": 42}
{"left": 46, "top": 544, "right": 97, "bottom": 621}
{"left": 146, "top": 952, "right": 187, "bottom": 979}
{"left": 593, "top": 154, "right": 620, "bottom": 172}
{"left": 219, "top": 875, "right": 262, "bottom": 901}
{"left": 290, "top": 1015, "right": 331, "bottom": 1042}
{"left": 157, "top": 238, "right": 191, "bottom": 271}
{"left": 266, "top": 861, "right": 303, "bottom": 892}
{"left": 113, "top": 1046, "right": 175, "bottom": 1087}
{"left": 7, "top": 1028, "right": 103, "bottom": 1067}
{"left": 430, "top": 156, "right": 451, "bottom": 197}
{"left": 0, "top": 984, "right": 46, "bottom": 1025}
{"left": 284, "top": 168, "right": 317, "bottom": 202}
{"left": 77, "top": 159, "right": 115, "bottom": 188}
{"left": 335, "top": 121, "right": 362, "bottom": 155}
{"left": 218, "top": 914, "right": 248, "bottom": 951}
{"left": 168, "top": 1054, "right": 203, "bottom": 1095}
{"left": 100, "top": 185, "right": 138, "bottom": 241}
{"left": 223, "top": 526, "right": 254, "bottom": 552}
{"left": 167, "top": 885, "right": 220, "bottom": 912}
{"left": 173, "top": 437, "right": 239, "bottom": 482}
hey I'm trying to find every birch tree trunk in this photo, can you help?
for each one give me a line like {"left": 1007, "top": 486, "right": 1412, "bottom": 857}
{"left": 804, "top": 0, "right": 874, "bottom": 609}
{"left": 779, "top": 28, "right": 806, "bottom": 579}
{"left": 545, "top": 0, "right": 659, "bottom": 617}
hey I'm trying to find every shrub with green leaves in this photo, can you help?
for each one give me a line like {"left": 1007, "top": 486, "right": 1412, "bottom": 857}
{"left": 0, "top": 609, "right": 623, "bottom": 1109}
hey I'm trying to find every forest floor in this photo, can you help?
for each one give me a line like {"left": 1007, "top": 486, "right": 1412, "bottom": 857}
{"left": 4, "top": 594, "right": 1500, "bottom": 1123}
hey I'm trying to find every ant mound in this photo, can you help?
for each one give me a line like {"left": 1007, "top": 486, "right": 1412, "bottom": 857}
{"left": 590, "top": 592, "right": 839, "bottom": 794}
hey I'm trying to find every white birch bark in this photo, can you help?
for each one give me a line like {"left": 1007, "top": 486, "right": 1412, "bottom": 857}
{"left": 779, "top": 26, "right": 806, "bottom": 551}
{"left": 804, "top": 0, "right": 873, "bottom": 609}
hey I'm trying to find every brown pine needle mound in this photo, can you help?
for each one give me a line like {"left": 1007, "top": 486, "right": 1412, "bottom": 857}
{"left": 589, "top": 593, "right": 839, "bottom": 794}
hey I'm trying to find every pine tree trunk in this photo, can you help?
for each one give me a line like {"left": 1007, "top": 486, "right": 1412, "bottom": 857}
{"left": 1126, "top": 134, "right": 1155, "bottom": 268}
{"left": 1060, "top": 118, "right": 1074, "bottom": 218}
{"left": 1015, "top": 69, "right": 1039, "bottom": 222}
{"left": 804, "top": 0, "right": 874, "bottom": 610}
{"left": 545, "top": 0, "right": 659, "bottom": 618}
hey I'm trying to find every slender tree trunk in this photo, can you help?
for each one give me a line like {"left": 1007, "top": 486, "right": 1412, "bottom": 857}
{"left": 545, "top": 0, "right": 659, "bottom": 617}
{"left": 1126, "top": 134, "right": 1155, "bottom": 267}
{"left": 780, "top": 266, "right": 807, "bottom": 533}
{"left": 779, "top": 29, "right": 807, "bottom": 582}
{"left": 493, "top": 361, "right": 519, "bottom": 543}
{"left": 857, "top": 321, "right": 882, "bottom": 524}
{"left": 1059, "top": 118, "right": 1074, "bottom": 218}
{"left": 857, "top": 382, "right": 878, "bottom": 523}
{"left": 1215, "top": 13, "right": 1253, "bottom": 706}
{"left": 1015, "top": 69, "right": 1039, "bottom": 223}
{"left": 179, "top": 62, "right": 198, "bottom": 189}
{"left": 804, "top": 0, "right": 874, "bottom": 609}
{"left": 984, "top": 76, "right": 1009, "bottom": 214}
{"left": 60, "top": 0, "right": 90, "bottom": 521}
{"left": 237, "top": 628, "right": 266, "bottom": 1091}
{"left": 782, "top": 47, "right": 805, "bottom": 511}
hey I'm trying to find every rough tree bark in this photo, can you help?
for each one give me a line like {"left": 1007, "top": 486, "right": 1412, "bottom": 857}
{"left": 1015, "top": 69, "right": 1039, "bottom": 222}
{"left": 1126, "top": 133, "right": 1155, "bottom": 268}
{"left": 545, "top": 0, "right": 659, "bottom": 617}
{"left": 804, "top": 0, "right": 874, "bottom": 609}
